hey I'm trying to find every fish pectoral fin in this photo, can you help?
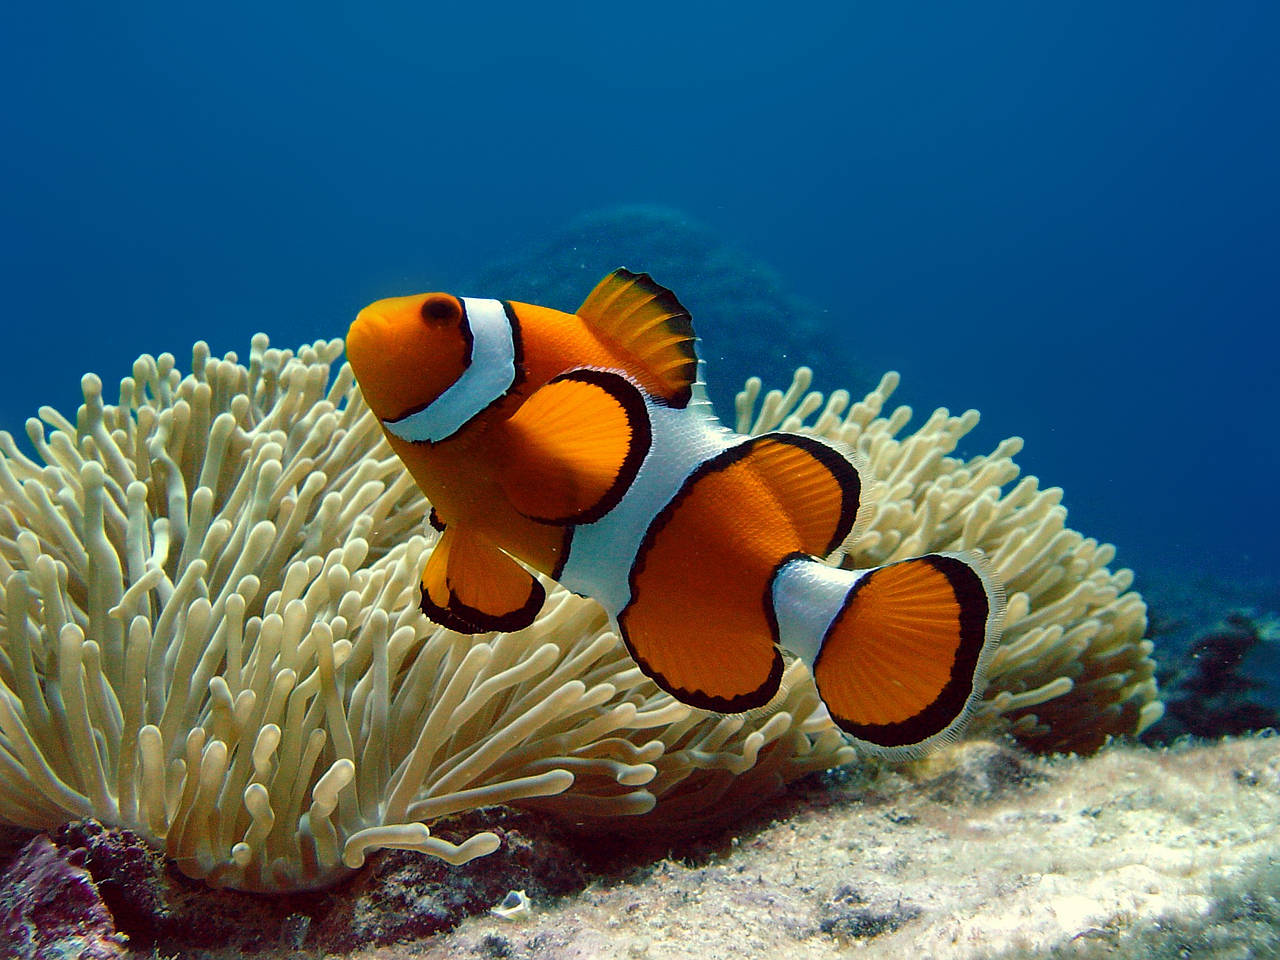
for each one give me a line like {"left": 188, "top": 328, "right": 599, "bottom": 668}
{"left": 500, "top": 368, "right": 651, "bottom": 525}
{"left": 812, "top": 552, "right": 1003, "bottom": 758}
{"left": 576, "top": 268, "right": 699, "bottom": 409}
{"left": 419, "top": 524, "right": 546, "bottom": 633}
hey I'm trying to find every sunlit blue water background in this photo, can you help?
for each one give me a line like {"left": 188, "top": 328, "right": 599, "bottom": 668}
{"left": 3, "top": 3, "right": 1276, "bottom": 613}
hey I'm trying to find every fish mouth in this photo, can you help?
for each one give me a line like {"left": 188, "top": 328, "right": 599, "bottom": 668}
{"left": 349, "top": 303, "right": 386, "bottom": 337}
{"left": 344, "top": 305, "right": 401, "bottom": 416}
{"left": 345, "top": 306, "right": 389, "bottom": 364}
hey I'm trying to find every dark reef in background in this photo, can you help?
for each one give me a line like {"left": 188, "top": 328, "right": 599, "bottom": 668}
{"left": 1139, "top": 563, "right": 1280, "bottom": 743}
{"left": 465, "top": 205, "right": 874, "bottom": 417}
{"left": 1146, "top": 611, "right": 1280, "bottom": 742}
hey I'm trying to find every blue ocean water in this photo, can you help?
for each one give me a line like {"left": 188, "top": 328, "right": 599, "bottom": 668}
{"left": 2, "top": 3, "right": 1276, "bottom": 599}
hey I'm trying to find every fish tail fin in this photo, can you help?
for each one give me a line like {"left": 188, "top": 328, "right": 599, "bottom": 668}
{"left": 770, "top": 551, "right": 1004, "bottom": 758}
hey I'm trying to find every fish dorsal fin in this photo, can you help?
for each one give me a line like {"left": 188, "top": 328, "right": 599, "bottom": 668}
{"left": 419, "top": 524, "right": 546, "bottom": 633}
{"left": 500, "top": 368, "right": 652, "bottom": 525}
{"left": 577, "top": 268, "right": 699, "bottom": 408}
{"left": 742, "top": 433, "right": 864, "bottom": 558}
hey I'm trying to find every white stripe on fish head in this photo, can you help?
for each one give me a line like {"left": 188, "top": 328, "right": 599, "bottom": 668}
{"left": 383, "top": 297, "right": 516, "bottom": 443}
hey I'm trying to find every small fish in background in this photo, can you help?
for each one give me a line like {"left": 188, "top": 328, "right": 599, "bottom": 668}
{"left": 346, "top": 269, "right": 1004, "bottom": 757}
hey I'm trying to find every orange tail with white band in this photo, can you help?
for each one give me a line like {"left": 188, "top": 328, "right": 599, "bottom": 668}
{"left": 771, "top": 551, "right": 1004, "bottom": 757}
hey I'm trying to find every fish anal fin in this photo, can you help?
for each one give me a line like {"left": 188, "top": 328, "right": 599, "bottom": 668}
{"left": 500, "top": 369, "right": 651, "bottom": 525}
{"left": 619, "top": 611, "right": 784, "bottom": 713}
{"left": 419, "top": 524, "right": 546, "bottom": 633}
{"left": 577, "top": 268, "right": 698, "bottom": 408}
{"left": 812, "top": 553, "right": 1003, "bottom": 757}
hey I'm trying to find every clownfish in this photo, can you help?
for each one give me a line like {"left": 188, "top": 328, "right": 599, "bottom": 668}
{"left": 346, "top": 269, "right": 1004, "bottom": 757}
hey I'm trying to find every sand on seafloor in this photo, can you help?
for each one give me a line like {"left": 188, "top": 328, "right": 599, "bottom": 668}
{"left": 341, "top": 735, "right": 1279, "bottom": 960}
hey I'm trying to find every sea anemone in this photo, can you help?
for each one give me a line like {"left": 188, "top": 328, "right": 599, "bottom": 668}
{"left": 0, "top": 336, "right": 1160, "bottom": 891}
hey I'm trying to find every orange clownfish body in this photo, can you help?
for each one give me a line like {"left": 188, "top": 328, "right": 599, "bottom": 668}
{"left": 346, "top": 269, "right": 1004, "bottom": 756}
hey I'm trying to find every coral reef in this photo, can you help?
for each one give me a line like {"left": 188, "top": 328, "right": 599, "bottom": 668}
{"left": 0, "top": 834, "right": 128, "bottom": 960}
{"left": 4, "top": 735, "right": 1271, "bottom": 957}
{"left": 405, "top": 735, "right": 1280, "bottom": 960}
{"left": 0, "top": 335, "right": 1160, "bottom": 893}
{"left": 1149, "top": 611, "right": 1280, "bottom": 741}
{"left": 1140, "top": 561, "right": 1280, "bottom": 742}
{"left": 0, "top": 810, "right": 594, "bottom": 955}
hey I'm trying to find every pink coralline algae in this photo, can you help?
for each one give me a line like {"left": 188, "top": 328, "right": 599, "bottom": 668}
{"left": 0, "top": 834, "right": 127, "bottom": 960}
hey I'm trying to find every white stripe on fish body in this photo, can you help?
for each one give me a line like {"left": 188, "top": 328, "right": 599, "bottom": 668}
{"left": 770, "top": 557, "right": 869, "bottom": 667}
{"left": 558, "top": 393, "right": 736, "bottom": 616}
{"left": 383, "top": 297, "right": 515, "bottom": 443}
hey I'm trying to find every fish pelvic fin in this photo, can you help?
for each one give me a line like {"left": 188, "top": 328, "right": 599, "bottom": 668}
{"left": 419, "top": 524, "right": 546, "bottom": 634}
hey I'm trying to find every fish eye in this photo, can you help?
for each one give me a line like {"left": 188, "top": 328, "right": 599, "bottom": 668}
{"left": 420, "top": 294, "right": 462, "bottom": 326}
